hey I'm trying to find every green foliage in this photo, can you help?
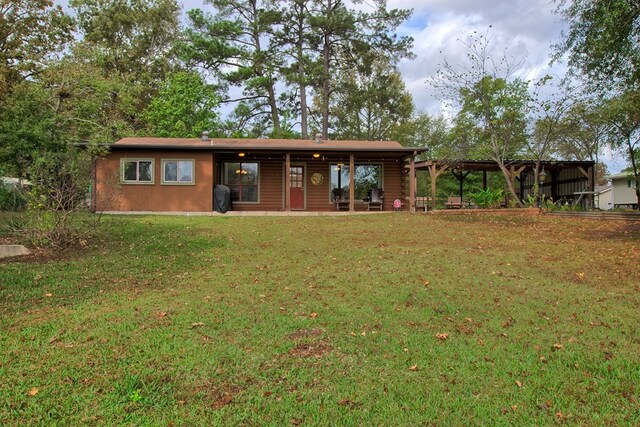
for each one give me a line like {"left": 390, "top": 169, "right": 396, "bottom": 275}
{"left": 556, "top": 0, "right": 640, "bottom": 91}
{"left": 329, "top": 58, "right": 414, "bottom": 141}
{"left": 0, "top": 0, "right": 74, "bottom": 97}
{"left": 467, "top": 188, "right": 504, "bottom": 208}
{"left": 0, "top": 183, "right": 26, "bottom": 211}
{"left": 144, "top": 71, "right": 221, "bottom": 138}
{"left": 0, "top": 80, "right": 58, "bottom": 178}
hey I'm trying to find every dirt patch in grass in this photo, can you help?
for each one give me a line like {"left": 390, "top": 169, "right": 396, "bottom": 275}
{"left": 288, "top": 340, "right": 332, "bottom": 358}
{"left": 287, "top": 328, "right": 325, "bottom": 340}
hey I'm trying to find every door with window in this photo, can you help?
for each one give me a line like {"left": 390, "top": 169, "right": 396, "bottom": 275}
{"left": 289, "top": 165, "right": 305, "bottom": 210}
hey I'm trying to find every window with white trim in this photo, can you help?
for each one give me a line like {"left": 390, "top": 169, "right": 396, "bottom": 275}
{"left": 162, "top": 159, "right": 194, "bottom": 185}
{"left": 122, "top": 159, "right": 154, "bottom": 184}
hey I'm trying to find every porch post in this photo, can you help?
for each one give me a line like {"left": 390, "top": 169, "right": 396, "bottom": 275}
{"left": 482, "top": 171, "right": 487, "bottom": 191}
{"left": 285, "top": 153, "right": 291, "bottom": 211}
{"left": 349, "top": 154, "right": 355, "bottom": 211}
{"left": 409, "top": 153, "right": 416, "bottom": 212}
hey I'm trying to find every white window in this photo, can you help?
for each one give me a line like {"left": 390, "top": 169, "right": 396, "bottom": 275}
{"left": 122, "top": 159, "right": 154, "bottom": 184}
{"left": 162, "top": 159, "right": 195, "bottom": 185}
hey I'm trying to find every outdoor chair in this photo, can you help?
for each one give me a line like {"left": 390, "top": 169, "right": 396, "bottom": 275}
{"left": 445, "top": 196, "right": 463, "bottom": 209}
{"left": 368, "top": 188, "right": 384, "bottom": 211}
{"left": 332, "top": 188, "right": 349, "bottom": 211}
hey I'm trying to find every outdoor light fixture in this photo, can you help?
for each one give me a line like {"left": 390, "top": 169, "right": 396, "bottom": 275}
{"left": 539, "top": 168, "right": 547, "bottom": 183}
{"left": 538, "top": 167, "right": 547, "bottom": 208}
{"left": 238, "top": 152, "right": 245, "bottom": 157}
{"left": 235, "top": 169, "right": 248, "bottom": 175}
{"left": 313, "top": 153, "right": 320, "bottom": 158}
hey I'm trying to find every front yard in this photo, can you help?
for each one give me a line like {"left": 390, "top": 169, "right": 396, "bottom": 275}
{"left": 1, "top": 213, "right": 638, "bottom": 425}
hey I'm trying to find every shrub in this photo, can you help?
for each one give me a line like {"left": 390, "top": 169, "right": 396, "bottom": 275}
{"left": 468, "top": 188, "right": 504, "bottom": 208}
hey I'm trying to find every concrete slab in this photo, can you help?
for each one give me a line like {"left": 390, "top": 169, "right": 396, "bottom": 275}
{"left": 102, "top": 211, "right": 390, "bottom": 217}
{"left": 0, "top": 245, "right": 30, "bottom": 258}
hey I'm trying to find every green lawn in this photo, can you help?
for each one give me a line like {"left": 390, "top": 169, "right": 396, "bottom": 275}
{"left": 1, "top": 213, "right": 639, "bottom": 425}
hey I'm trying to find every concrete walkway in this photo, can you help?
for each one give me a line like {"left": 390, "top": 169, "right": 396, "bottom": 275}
{"left": 0, "top": 245, "right": 30, "bottom": 258}
{"left": 102, "top": 210, "right": 394, "bottom": 217}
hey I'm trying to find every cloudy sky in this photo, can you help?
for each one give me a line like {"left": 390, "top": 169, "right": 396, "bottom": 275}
{"left": 58, "top": 0, "right": 627, "bottom": 171}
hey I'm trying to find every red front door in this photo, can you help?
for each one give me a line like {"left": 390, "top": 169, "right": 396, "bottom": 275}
{"left": 290, "top": 165, "right": 305, "bottom": 210}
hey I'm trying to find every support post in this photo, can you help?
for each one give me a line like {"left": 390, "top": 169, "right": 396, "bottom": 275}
{"left": 285, "top": 153, "right": 291, "bottom": 211}
{"left": 409, "top": 153, "right": 416, "bottom": 212}
{"left": 428, "top": 162, "right": 449, "bottom": 210}
{"left": 482, "top": 171, "right": 487, "bottom": 191}
{"left": 349, "top": 154, "right": 355, "bottom": 212}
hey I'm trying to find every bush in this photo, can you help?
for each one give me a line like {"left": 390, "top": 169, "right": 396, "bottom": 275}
{"left": 468, "top": 188, "right": 504, "bottom": 208}
{"left": 9, "top": 149, "right": 102, "bottom": 248}
{"left": 0, "top": 182, "right": 27, "bottom": 211}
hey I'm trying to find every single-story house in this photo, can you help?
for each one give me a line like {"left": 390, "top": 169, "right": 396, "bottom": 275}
{"left": 599, "top": 172, "right": 638, "bottom": 209}
{"left": 91, "top": 135, "right": 425, "bottom": 213}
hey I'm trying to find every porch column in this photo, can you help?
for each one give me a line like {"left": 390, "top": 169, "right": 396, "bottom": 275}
{"left": 349, "top": 154, "right": 355, "bottom": 211}
{"left": 285, "top": 153, "right": 291, "bottom": 211}
{"left": 409, "top": 153, "right": 416, "bottom": 212}
{"left": 482, "top": 171, "right": 487, "bottom": 191}
{"left": 428, "top": 162, "right": 449, "bottom": 210}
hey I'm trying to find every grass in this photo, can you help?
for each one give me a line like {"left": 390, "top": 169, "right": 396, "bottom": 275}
{"left": 0, "top": 213, "right": 639, "bottom": 425}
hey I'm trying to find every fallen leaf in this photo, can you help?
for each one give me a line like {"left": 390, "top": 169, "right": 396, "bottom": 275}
{"left": 552, "top": 343, "right": 563, "bottom": 351}
{"left": 555, "top": 411, "right": 564, "bottom": 419}
{"left": 538, "top": 400, "right": 553, "bottom": 411}
{"left": 158, "top": 311, "right": 167, "bottom": 317}
{"left": 212, "top": 393, "right": 233, "bottom": 409}
{"left": 511, "top": 405, "right": 518, "bottom": 412}
{"left": 45, "top": 293, "right": 52, "bottom": 297}
{"left": 477, "top": 339, "right": 484, "bottom": 346}
{"left": 435, "top": 333, "right": 449, "bottom": 340}
{"left": 191, "top": 322, "right": 205, "bottom": 328}
{"left": 290, "top": 419, "right": 302, "bottom": 426}
{"left": 516, "top": 380, "right": 523, "bottom": 388}
{"left": 408, "top": 364, "right": 418, "bottom": 371}
{"left": 310, "top": 312, "right": 318, "bottom": 319}
{"left": 27, "top": 387, "right": 38, "bottom": 397}
{"left": 403, "top": 347, "right": 409, "bottom": 352}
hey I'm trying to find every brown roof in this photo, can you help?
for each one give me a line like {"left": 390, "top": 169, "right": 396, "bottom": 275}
{"left": 110, "top": 137, "right": 422, "bottom": 153}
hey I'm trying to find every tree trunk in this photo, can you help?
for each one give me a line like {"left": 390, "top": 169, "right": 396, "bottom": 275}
{"left": 628, "top": 136, "right": 640, "bottom": 208}
{"left": 497, "top": 163, "right": 524, "bottom": 208}
{"left": 297, "top": 30, "right": 308, "bottom": 139}
{"left": 321, "top": 29, "right": 330, "bottom": 139}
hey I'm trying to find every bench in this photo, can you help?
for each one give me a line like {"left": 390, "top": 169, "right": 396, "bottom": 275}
{"left": 445, "top": 196, "right": 463, "bottom": 209}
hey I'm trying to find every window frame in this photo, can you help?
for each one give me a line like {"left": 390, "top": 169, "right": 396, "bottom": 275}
{"left": 121, "top": 158, "right": 155, "bottom": 185}
{"left": 328, "top": 163, "right": 384, "bottom": 202}
{"left": 161, "top": 158, "right": 196, "bottom": 186}
{"left": 221, "top": 161, "right": 260, "bottom": 204}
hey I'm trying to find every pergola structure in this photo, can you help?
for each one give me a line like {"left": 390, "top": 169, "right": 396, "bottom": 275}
{"left": 407, "top": 159, "right": 596, "bottom": 210}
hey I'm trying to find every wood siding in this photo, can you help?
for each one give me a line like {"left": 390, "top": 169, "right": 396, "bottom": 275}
{"left": 224, "top": 156, "right": 407, "bottom": 212}
{"left": 95, "top": 150, "right": 214, "bottom": 212}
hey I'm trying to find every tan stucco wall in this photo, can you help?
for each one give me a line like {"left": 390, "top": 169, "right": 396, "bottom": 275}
{"left": 95, "top": 150, "right": 214, "bottom": 212}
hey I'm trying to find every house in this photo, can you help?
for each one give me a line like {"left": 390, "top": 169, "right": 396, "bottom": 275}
{"left": 595, "top": 184, "right": 613, "bottom": 210}
{"left": 91, "top": 135, "right": 424, "bottom": 213}
{"left": 599, "top": 172, "right": 638, "bottom": 210}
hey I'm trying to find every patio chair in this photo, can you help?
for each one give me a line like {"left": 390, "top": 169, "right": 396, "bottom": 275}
{"left": 332, "top": 188, "right": 349, "bottom": 211}
{"left": 368, "top": 188, "right": 384, "bottom": 211}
